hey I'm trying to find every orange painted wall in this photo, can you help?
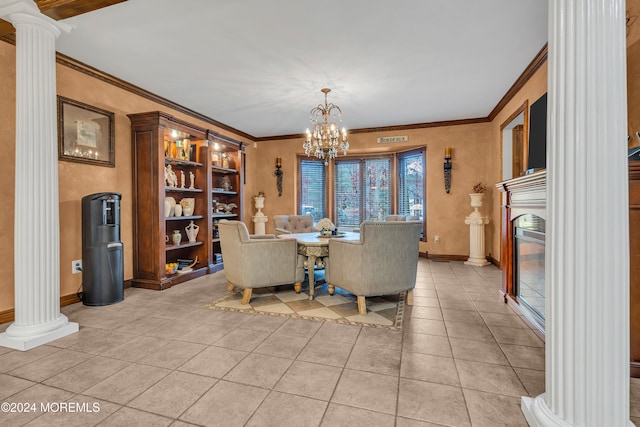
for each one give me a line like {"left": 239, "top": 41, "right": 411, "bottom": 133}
{"left": 250, "top": 122, "right": 495, "bottom": 257}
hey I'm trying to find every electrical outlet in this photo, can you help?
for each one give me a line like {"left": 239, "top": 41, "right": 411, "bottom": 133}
{"left": 434, "top": 235, "right": 440, "bottom": 243}
{"left": 72, "top": 259, "right": 82, "bottom": 274}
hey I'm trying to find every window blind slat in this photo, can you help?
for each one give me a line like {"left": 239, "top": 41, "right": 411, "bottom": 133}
{"left": 299, "top": 159, "right": 325, "bottom": 221}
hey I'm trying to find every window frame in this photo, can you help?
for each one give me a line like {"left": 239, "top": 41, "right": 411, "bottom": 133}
{"left": 297, "top": 156, "right": 327, "bottom": 222}
{"left": 333, "top": 154, "right": 395, "bottom": 229}
{"left": 297, "top": 147, "right": 427, "bottom": 241}
{"left": 396, "top": 147, "right": 426, "bottom": 240}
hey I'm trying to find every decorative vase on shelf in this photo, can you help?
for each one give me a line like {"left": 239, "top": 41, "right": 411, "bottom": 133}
{"left": 185, "top": 221, "right": 199, "bottom": 243}
{"left": 181, "top": 198, "right": 195, "bottom": 216}
{"left": 174, "top": 204, "right": 183, "bottom": 217}
{"left": 165, "top": 196, "right": 176, "bottom": 217}
{"left": 164, "top": 200, "right": 171, "bottom": 218}
{"left": 172, "top": 230, "right": 182, "bottom": 246}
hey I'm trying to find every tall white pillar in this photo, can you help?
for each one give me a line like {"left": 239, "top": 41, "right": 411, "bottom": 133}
{"left": 0, "top": 0, "right": 77, "bottom": 351}
{"left": 522, "top": 0, "right": 631, "bottom": 425}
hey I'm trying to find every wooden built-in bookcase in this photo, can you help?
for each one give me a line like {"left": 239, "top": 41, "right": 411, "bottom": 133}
{"left": 207, "top": 130, "right": 245, "bottom": 273}
{"left": 629, "top": 160, "right": 640, "bottom": 377}
{"left": 128, "top": 111, "right": 245, "bottom": 289}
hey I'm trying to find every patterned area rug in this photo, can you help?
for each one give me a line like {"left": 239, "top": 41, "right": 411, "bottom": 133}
{"left": 207, "top": 278, "right": 407, "bottom": 331}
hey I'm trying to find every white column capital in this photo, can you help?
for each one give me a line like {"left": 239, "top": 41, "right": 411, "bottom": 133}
{"left": 0, "top": 0, "right": 71, "bottom": 35}
{"left": 464, "top": 215, "right": 489, "bottom": 226}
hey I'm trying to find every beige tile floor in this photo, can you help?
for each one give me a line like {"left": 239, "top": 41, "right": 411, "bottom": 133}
{"left": 0, "top": 259, "right": 638, "bottom": 426}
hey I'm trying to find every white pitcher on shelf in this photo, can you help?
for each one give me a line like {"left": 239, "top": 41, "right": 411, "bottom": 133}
{"left": 185, "top": 221, "right": 199, "bottom": 243}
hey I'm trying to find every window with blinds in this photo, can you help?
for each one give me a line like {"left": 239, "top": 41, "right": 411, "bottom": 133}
{"left": 334, "top": 157, "right": 392, "bottom": 229}
{"left": 298, "top": 159, "right": 326, "bottom": 222}
{"left": 398, "top": 148, "right": 425, "bottom": 231}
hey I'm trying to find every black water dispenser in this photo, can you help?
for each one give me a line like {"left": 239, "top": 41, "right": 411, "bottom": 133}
{"left": 81, "top": 192, "right": 124, "bottom": 306}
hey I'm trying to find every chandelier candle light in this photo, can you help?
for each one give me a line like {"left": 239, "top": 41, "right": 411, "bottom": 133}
{"left": 303, "top": 88, "right": 349, "bottom": 166}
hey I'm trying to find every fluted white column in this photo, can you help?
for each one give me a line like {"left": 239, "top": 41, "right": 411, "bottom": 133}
{"left": 521, "top": 0, "right": 631, "bottom": 425}
{"left": 0, "top": 0, "right": 77, "bottom": 351}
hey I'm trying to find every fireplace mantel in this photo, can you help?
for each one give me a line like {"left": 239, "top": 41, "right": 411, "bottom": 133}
{"left": 496, "top": 170, "right": 546, "bottom": 220}
{"left": 496, "top": 171, "right": 547, "bottom": 337}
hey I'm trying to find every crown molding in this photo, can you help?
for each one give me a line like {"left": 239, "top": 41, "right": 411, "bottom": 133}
{"left": 55, "top": 52, "right": 255, "bottom": 141}
{"left": 487, "top": 44, "right": 548, "bottom": 122}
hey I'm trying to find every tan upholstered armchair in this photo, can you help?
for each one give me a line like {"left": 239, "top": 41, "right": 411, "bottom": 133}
{"left": 325, "top": 221, "right": 422, "bottom": 315}
{"left": 218, "top": 220, "right": 305, "bottom": 304}
{"left": 273, "top": 215, "right": 314, "bottom": 236}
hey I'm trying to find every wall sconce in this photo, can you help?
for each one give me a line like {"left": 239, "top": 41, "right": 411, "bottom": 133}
{"left": 444, "top": 147, "right": 452, "bottom": 193}
{"left": 275, "top": 157, "right": 283, "bottom": 196}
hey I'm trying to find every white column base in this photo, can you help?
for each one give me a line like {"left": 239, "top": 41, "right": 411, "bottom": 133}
{"left": 0, "top": 315, "right": 78, "bottom": 351}
{"left": 464, "top": 258, "right": 490, "bottom": 267}
{"left": 521, "top": 395, "right": 635, "bottom": 427}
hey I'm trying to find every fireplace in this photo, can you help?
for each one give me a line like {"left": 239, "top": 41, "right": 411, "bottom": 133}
{"left": 513, "top": 214, "right": 545, "bottom": 326}
{"left": 497, "top": 171, "right": 546, "bottom": 336}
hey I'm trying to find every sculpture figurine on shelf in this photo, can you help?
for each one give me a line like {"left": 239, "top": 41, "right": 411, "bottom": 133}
{"left": 165, "top": 164, "right": 178, "bottom": 188}
{"left": 224, "top": 203, "right": 237, "bottom": 214}
{"left": 189, "top": 172, "right": 195, "bottom": 189}
{"left": 185, "top": 221, "right": 199, "bottom": 243}
{"left": 216, "top": 203, "right": 227, "bottom": 213}
{"left": 220, "top": 176, "right": 232, "bottom": 191}
{"left": 180, "top": 170, "right": 186, "bottom": 188}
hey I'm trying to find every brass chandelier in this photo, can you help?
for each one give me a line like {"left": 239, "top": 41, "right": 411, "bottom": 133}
{"left": 303, "top": 88, "right": 349, "bottom": 165}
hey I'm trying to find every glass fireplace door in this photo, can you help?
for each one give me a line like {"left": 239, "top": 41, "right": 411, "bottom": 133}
{"left": 513, "top": 214, "right": 546, "bottom": 326}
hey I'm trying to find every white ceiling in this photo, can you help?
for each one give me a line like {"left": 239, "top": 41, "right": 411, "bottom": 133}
{"left": 56, "top": 0, "right": 548, "bottom": 139}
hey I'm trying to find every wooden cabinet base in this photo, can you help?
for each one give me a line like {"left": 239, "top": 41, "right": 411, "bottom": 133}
{"left": 132, "top": 267, "right": 207, "bottom": 290}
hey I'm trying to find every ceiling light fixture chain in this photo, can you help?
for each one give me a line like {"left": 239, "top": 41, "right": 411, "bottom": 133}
{"left": 303, "top": 88, "right": 349, "bottom": 166}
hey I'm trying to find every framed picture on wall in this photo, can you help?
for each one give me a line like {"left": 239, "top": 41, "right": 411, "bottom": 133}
{"left": 57, "top": 96, "right": 115, "bottom": 167}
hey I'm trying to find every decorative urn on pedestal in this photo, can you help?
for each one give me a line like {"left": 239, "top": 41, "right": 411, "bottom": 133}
{"left": 252, "top": 192, "right": 268, "bottom": 235}
{"left": 465, "top": 183, "right": 490, "bottom": 266}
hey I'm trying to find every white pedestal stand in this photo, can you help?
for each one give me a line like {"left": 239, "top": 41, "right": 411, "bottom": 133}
{"left": 464, "top": 193, "right": 489, "bottom": 267}
{"left": 0, "top": 0, "right": 78, "bottom": 351}
{"left": 252, "top": 195, "right": 267, "bottom": 235}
